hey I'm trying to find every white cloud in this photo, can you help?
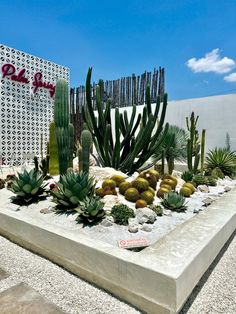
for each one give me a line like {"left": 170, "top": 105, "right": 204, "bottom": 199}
{"left": 224, "top": 72, "right": 236, "bottom": 82}
{"left": 186, "top": 49, "right": 235, "bottom": 74}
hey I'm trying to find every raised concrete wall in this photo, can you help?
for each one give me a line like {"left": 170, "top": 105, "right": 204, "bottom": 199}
{"left": 109, "top": 94, "right": 236, "bottom": 153}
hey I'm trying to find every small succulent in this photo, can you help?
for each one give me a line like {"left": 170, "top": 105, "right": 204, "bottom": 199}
{"left": 192, "top": 174, "right": 208, "bottom": 187}
{"left": 149, "top": 204, "right": 163, "bottom": 216}
{"left": 10, "top": 169, "right": 47, "bottom": 204}
{"left": 206, "top": 176, "right": 217, "bottom": 186}
{"left": 0, "top": 178, "right": 5, "bottom": 189}
{"left": 111, "top": 204, "right": 135, "bottom": 225}
{"left": 75, "top": 196, "right": 105, "bottom": 224}
{"left": 181, "top": 170, "right": 194, "bottom": 182}
{"left": 162, "top": 191, "right": 187, "bottom": 212}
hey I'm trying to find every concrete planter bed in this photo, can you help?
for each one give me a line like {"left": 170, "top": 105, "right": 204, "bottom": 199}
{"left": 0, "top": 179, "right": 236, "bottom": 313}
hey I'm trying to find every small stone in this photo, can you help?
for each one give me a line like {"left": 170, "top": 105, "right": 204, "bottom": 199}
{"left": 140, "top": 223, "right": 152, "bottom": 232}
{"left": 193, "top": 208, "right": 202, "bottom": 213}
{"left": 100, "top": 217, "right": 114, "bottom": 227}
{"left": 40, "top": 206, "right": 54, "bottom": 214}
{"left": 6, "top": 203, "right": 20, "bottom": 211}
{"left": 163, "top": 209, "right": 172, "bottom": 216}
{"left": 224, "top": 186, "right": 231, "bottom": 192}
{"left": 136, "top": 208, "right": 157, "bottom": 224}
{"left": 128, "top": 225, "right": 139, "bottom": 233}
{"left": 198, "top": 185, "right": 210, "bottom": 193}
{"left": 202, "top": 197, "right": 213, "bottom": 206}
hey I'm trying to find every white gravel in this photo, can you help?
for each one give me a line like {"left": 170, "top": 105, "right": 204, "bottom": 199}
{"left": 0, "top": 236, "right": 141, "bottom": 314}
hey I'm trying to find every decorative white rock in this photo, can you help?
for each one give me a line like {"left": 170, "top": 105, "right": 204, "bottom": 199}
{"left": 198, "top": 185, "right": 210, "bottom": 193}
{"left": 136, "top": 208, "right": 157, "bottom": 224}
{"left": 140, "top": 223, "right": 153, "bottom": 232}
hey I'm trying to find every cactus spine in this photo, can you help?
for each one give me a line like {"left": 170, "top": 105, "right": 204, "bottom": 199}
{"left": 79, "top": 129, "right": 92, "bottom": 173}
{"left": 54, "top": 79, "right": 71, "bottom": 174}
{"left": 49, "top": 122, "right": 60, "bottom": 175}
{"left": 82, "top": 68, "right": 169, "bottom": 174}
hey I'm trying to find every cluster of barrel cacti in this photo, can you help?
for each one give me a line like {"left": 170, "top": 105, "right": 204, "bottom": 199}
{"left": 82, "top": 68, "right": 169, "bottom": 174}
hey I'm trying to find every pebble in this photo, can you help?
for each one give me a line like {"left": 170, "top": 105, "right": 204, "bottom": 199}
{"left": 140, "top": 223, "right": 152, "bottom": 232}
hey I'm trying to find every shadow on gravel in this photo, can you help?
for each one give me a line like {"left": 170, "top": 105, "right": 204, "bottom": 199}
{"left": 180, "top": 229, "right": 236, "bottom": 313}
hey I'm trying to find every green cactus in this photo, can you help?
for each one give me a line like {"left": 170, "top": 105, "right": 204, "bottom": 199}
{"left": 79, "top": 129, "right": 92, "bottom": 173}
{"left": 54, "top": 79, "right": 70, "bottom": 174}
{"left": 200, "top": 129, "right": 206, "bottom": 173}
{"left": 68, "top": 123, "right": 75, "bottom": 168}
{"left": 82, "top": 68, "right": 169, "bottom": 174}
{"left": 49, "top": 122, "right": 60, "bottom": 176}
{"left": 186, "top": 112, "right": 205, "bottom": 174}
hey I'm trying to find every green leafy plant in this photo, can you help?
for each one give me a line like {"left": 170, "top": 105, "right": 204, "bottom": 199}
{"left": 192, "top": 174, "right": 208, "bottom": 187}
{"left": 111, "top": 204, "right": 135, "bottom": 225}
{"left": 82, "top": 68, "right": 169, "bottom": 174}
{"left": 152, "top": 125, "right": 188, "bottom": 174}
{"left": 205, "top": 176, "right": 217, "bottom": 186}
{"left": 181, "top": 170, "right": 194, "bottom": 182}
{"left": 50, "top": 170, "right": 95, "bottom": 212}
{"left": 149, "top": 204, "right": 163, "bottom": 216}
{"left": 205, "top": 147, "right": 236, "bottom": 177}
{"left": 0, "top": 178, "right": 5, "bottom": 189}
{"left": 10, "top": 169, "right": 47, "bottom": 204}
{"left": 75, "top": 196, "right": 105, "bottom": 224}
{"left": 162, "top": 191, "right": 186, "bottom": 212}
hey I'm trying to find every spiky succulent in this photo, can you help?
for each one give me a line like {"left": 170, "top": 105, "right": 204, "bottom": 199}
{"left": 181, "top": 170, "right": 194, "bottom": 182}
{"left": 75, "top": 196, "right": 105, "bottom": 224}
{"left": 206, "top": 148, "right": 236, "bottom": 177}
{"left": 10, "top": 169, "right": 47, "bottom": 204}
{"left": 51, "top": 170, "right": 95, "bottom": 211}
{"left": 162, "top": 191, "right": 186, "bottom": 212}
{"left": 111, "top": 204, "right": 135, "bottom": 225}
{"left": 192, "top": 174, "right": 208, "bottom": 187}
{"left": 0, "top": 178, "right": 5, "bottom": 189}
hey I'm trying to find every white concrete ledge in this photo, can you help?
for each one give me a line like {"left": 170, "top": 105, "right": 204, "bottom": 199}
{"left": 0, "top": 189, "right": 236, "bottom": 313}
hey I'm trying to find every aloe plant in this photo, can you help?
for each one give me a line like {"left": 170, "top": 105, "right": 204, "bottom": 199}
{"left": 10, "top": 169, "right": 48, "bottom": 204}
{"left": 82, "top": 68, "right": 169, "bottom": 174}
{"left": 50, "top": 170, "right": 95, "bottom": 211}
{"left": 162, "top": 191, "right": 186, "bottom": 212}
{"left": 75, "top": 196, "right": 105, "bottom": 224}
{"left": 205, "top": 147, "right": 236, "bottom": 177}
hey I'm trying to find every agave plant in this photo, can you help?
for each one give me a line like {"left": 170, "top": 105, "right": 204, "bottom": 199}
{"left": 205, "top": 147, "right": 236, "bottom": 177}
{"left": 10, "top": 169, "right": 47, "bottom": 204}
{"left": 152, "top": 125, "right": 188, "bottom": 174}
{"left": 75, "top": 196, "right": 105, "bottom": 224}
{"left": 50, "top": 170, "right": 95, "bottom": 211}
{"left": 162, "top": 191, "right": 186, "bottom": 212}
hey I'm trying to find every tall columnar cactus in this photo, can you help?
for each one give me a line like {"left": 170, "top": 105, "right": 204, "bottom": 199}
{"left": 49, "top": 122, "right": 59, "bottom": 175}
{"left": 54, "top": 79, "right": 70, "bottom": 174}
{"left": 200, "top": 129, "right": 206, "bottom": 173}
{"left": 78, "top": 130, "right": 93, "bottom": 173}
{"left": 68, "top": 123, "right": 75, "bottom": 168}
{"left": 186, "top": 112, "right": 205, "bottom": 174}
{"left": 82, "top": 68, "right": 169, "bottom": 174}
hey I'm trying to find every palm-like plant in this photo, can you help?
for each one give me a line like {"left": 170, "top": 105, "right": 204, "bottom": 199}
{"left": 153, "top": 125, "right": 188, "bottom": 174}
{"left": 205, "top": 148, "right": 236, "bottom": 177}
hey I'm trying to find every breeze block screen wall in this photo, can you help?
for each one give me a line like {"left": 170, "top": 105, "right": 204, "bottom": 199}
{"left": 0, "top": 44, "right": 70, "bottom": 165}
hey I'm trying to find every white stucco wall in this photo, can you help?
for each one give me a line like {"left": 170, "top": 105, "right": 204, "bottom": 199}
{"left": 108, "top": 93, "right": 236, "bottom": 153}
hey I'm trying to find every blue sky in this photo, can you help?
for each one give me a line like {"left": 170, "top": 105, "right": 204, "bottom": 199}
{"left": 1, "top": 0, "right": 236, "bottom": 100}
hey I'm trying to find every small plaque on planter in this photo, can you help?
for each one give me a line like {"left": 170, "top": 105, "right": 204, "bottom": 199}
{"left": 118, "top": 238, "right": 149, "bottom": 249}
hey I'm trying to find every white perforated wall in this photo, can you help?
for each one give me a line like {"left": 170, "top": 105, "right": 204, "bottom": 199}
{"left": 0, "top": 44, "right": 70, "bottom": 165}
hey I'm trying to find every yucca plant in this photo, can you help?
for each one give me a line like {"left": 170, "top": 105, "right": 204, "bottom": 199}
{"left": 75, "top": 196, "right": 105, "bottom": 224}
{"left": 10, "top": 169, "right": 48, "bottom": 204}
{"left": 162, "top": 191, "right": 187, "bottom": 212}
{"left": 50, "top": 170, "right": 95, "bottom": 211}
{"left": 205, "top": 148, "right": 236, "bottom": 177}
{"left": 152, "top": 125, "right": 188, "bottom": 174}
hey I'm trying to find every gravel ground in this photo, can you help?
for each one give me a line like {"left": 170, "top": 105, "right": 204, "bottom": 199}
{"left": 1, "top": 231, "right": 236, "bottom": 314}
{"left": 0, "top": 236, "right": 141, "bottom": 314}
{"left": 181, "top": 230, "right": 236, "bottom": 314}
